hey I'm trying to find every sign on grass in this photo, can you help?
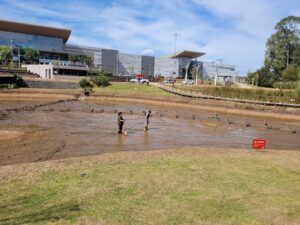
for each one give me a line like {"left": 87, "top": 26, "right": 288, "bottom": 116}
{"left": 252, "top": 139, "right": 267, "bottom": 150}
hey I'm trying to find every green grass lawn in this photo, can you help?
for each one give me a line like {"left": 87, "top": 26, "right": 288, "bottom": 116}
{"left": 9, "top": 82, "right": 171, "bottom": 98}
{"left": 92, "top": 82, "right": 171, "bottom": 97}
{"left": 1, "top": 149, "right": 300, "bottom": 225}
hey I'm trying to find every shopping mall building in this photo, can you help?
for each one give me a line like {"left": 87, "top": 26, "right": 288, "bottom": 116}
{"left": 0, "top": 19, "right": 238, "bottom": 82}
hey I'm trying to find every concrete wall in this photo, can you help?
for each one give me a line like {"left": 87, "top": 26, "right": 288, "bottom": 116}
{"left": 24, "top": 64, "right": 54, "bottom": 79}
{"left": 102, "top": 49, "right": 119, "bottom": 75}
{"left": 118, "top": 53, "right": 142, "bottom": 76}
{"left": 24, "top": 79, "right": 80, "bottom": 89}
{"left": 141, "top": 56, "right": 155, "bottom": 78}
{"left": 154, "top": 57, "right": 179, "bottom": 78}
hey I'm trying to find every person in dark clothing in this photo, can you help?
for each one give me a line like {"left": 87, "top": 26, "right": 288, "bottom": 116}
{"left": 144, "top": 110, "right": 152, "bottom": 130}
{"left": 118, "top": 112, "right": 125, "bottom": 134}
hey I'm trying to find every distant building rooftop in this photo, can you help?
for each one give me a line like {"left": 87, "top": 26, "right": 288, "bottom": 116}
{"left": 0, "top": 19, "right": 71, "bottom": 43}
{"left": 170, "top": 50, "right": 205, "bottom": 59}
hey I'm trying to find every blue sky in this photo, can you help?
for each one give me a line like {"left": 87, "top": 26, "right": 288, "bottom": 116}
{"left": 0, "top": 0, "right": 299, "bottom": 75}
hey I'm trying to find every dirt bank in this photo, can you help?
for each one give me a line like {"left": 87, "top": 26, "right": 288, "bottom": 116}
{"left": 84, "top": 96, "right": 300, "bottom": 121}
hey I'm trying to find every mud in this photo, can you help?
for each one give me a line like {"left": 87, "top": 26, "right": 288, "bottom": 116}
{"left": 0, "top": 97, "right": 299, "bottom": 166}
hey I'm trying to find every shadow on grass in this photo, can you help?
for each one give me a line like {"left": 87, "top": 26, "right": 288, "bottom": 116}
{"left": 0, "top": 200, "right": 81, "bottom": 225}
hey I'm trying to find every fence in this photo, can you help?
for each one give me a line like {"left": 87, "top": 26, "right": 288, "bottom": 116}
{"left": 159, "top": 84, "right": 300, "bottom": 108}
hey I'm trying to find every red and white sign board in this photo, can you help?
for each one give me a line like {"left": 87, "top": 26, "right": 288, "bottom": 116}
{"left": 252, "top": 139, "right": 267, "bottom": 150}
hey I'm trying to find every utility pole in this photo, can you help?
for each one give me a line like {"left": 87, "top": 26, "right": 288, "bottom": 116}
{"left": 173, "top": 33, "right": 179, "bottom": 78}
{"left": 174, "top": 33, "right": 178, "bottom": 55}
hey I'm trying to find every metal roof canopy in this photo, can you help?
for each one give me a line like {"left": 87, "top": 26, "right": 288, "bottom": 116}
{"left": 0, "top": 20, "right": 71, "bottom": 43}
{"left": 170, "top": 50, "right": 205, "bottom": 59}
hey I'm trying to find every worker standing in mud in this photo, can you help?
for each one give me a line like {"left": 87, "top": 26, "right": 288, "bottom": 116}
{"left": 118, "top": 112, "right": 125, "bottom": 134}
{"left": 144, "top": 110, "right": 152, "bottom": 131}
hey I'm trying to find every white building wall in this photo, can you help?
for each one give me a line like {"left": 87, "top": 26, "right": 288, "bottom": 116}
{"left": 24, "top": 64, "right": 54, "bottom": 79}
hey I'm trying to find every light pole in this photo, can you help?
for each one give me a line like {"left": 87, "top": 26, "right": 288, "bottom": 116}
{"left": 174, "top": 33, "right": 178, "bottom": 55}
{"left": 173, "top": 33, "right": 179, "bottom": 78}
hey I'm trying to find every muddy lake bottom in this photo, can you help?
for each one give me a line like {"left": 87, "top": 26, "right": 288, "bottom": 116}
{"left": 0, "top": 99, "right": 299, "bottom": 166}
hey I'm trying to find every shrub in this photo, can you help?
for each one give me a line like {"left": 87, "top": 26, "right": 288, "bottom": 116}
{"left": 79, "top": 78, "right": 93, "bottom": 91}
{"left": 13, "top": 73, "right": 26, "bottom": 87}
{"left": 0, "top": 84, "right": 17, "bottom": 89}
{"left": 178, "top": 85, "right": 299, "bottom": 103}
{"left": 92, "top": 75, "right": 110, "bottom": 87}
{"left": 281, "top": 65, "right": 299, "bottom": 82}
{"left": 273, "top": 82, "right": 298, "bottom": 89}
{"left": 296, "top": 83, "right": 300, "bottom": 95}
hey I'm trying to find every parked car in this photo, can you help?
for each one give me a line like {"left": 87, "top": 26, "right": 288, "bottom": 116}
{"left": 182, "top": 79, "right": 194, "bottom": 85}
{"left": 163, "top": 79, "right": 174, "bottom": 84}
{"left": 130, "top": 78, "right": 149, "bottom": 85}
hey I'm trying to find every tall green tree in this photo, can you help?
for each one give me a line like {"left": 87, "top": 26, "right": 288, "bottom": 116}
{"left": 281, "top": 64, "right": 299, "bottom": 81}
{"left": 0, "top": 45, "right": 12, "bottom": 65}
{"left": 24, "top": 48, "right": 39, "bottom": 64}
{"left": 264, "top": 16, "right": 300, "bottom": 75}
{"left": 69, "top": 54, "right": 80, "bottom": 65}
{"left": 83, "top": 55, "right": 93, "bottom": 67}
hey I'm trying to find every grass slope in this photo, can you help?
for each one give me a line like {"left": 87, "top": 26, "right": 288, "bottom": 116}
{"left": 0, "top": 149, "right": 300, "bottom": 225}
{"left": 93, "top": 82, "right": 171, "bottom": 97}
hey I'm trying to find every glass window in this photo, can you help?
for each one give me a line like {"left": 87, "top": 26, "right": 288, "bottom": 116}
{"left": 0, "top": 31, "right": 63, "bottom": 51}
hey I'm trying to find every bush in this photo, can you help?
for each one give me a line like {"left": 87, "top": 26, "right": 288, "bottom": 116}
{"left": 0, "top": 84, "right": 17, "bottom": 89}
{"left": 273, "top": 82, "right": 298, "bottom": 89}
{"left": 0, "top": 73, "right": 25, "bottom": 89}
{"left": 79, "top": 78, "right": 93, "bottom": 91}
{"left": 178, "top": 85, "right": 300, "bottom": 103}
{"left": 92, "top": 75, "right": 110, "bottom": 87}
{"left": 281, "top": 65, "right": 299, "bottom": 82}
{"left": 13, "top": 73, "right": 26, "bottom": 87}
{"left": 296, "top": 83, "right": 300, "bottom": 95}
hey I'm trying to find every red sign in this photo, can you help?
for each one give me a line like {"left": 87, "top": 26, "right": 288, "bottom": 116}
{"left": 252, "top": 139, "right": 267, "bottom": 150}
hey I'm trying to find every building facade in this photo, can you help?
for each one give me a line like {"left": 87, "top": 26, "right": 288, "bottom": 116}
{"left": 155, "top": 50, "right": 238, "bottom": 82}
{"left": 0, "top": 19, "right": 238, "bottom": 81}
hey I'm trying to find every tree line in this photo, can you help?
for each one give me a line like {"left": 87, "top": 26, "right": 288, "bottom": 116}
{"left": 248, "top": 16, "right": 300, "bottom": 89}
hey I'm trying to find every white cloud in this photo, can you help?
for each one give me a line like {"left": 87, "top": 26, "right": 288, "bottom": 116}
{"left": 0, "top": 0, "right": 299, "bottom": 75}
{"left": 141, "top": 49, "right": 155, "bottom": 55}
